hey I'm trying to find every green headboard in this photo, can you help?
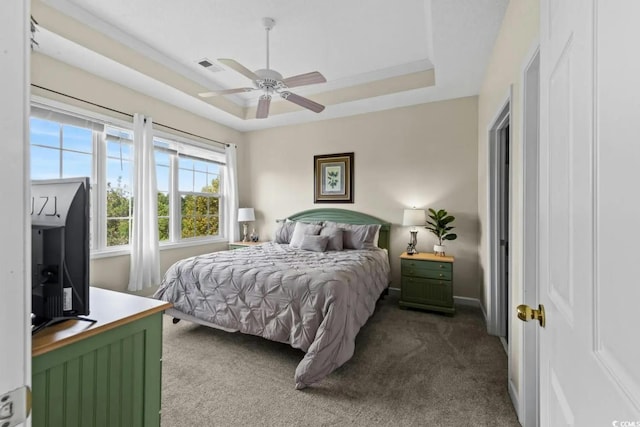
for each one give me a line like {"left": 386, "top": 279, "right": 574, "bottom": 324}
{"left": 286, "top": 208, "right": 391, "bottom": 253}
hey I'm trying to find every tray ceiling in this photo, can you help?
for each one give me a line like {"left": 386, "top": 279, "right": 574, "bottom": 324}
{"left": 33, "top": 0, "right": 508, "bottom": 131}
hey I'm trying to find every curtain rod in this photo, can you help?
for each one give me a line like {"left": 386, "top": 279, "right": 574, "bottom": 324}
{"left": 31, "top": 84, "right": 231, "bottom": 148}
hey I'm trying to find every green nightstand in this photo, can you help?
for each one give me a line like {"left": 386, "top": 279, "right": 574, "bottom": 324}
{"left": 399, "top": 252, "right": 455, "bottom": 314}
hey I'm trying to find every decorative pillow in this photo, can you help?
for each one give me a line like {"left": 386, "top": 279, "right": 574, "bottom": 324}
{"left": 274, "top": 221, "right": 296, "bottom": 244}
{"left": 289, "top": 222, "right": 322, "bottom": 248}
{"left": 372, "top": 227, "right": 381, "bottom": 248}
{"left": 299, "top": 235, "right": 329, "bottom": 252}
{"left": 332, "top": 222, "right": 381, "bottom": 249}
{"left": 320, "top": 224, "right": 344, "bottom": 251}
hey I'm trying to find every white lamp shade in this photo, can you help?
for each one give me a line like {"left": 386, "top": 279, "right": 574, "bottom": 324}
{"left": 402, "top": 208, "right": 425, "bottom": 226}
{"left": 237, "top": 208, "right": 255, "bottom": 222}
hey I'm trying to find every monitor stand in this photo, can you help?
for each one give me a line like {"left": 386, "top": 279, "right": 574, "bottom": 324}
{"left": 32, "top": 315, "right": 97, "bottom": 335}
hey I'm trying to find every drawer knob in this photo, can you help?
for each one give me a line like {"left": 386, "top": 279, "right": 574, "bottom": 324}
{"left": 439, "top": 273, "right": 444, "bottom": 277}
{"left": 439, "top": 265, "right": 444, "bottom": 269}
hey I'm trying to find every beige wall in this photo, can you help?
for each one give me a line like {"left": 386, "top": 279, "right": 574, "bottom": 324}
{"left": 31, "top": 54, "right": 247, "bottom": 293}
{"left": 245, "top": 97, "right": 480, "bottom": 298}
{"left": 477, "top": 0, "right": 539, "bottom": 414}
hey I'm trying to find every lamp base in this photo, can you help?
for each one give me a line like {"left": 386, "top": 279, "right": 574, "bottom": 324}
{"left": 242, "top": 223, "right": 249, "bottom": 242}
{"left": 407, "top": 230, "right": 419, "bottom": 254}
{"left": 406, "top": 243, "right": 418, "bottom": 255}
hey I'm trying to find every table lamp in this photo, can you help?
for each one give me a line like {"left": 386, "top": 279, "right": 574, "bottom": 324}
{"left": 238, "top": 208, "right": 255, "bottom": 242}
{"left": 403, "top": 208, "right": 426, "bottom": 255}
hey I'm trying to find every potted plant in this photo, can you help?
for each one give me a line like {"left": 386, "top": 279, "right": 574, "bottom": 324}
{"left": 425, "top": 208, "right": 457, "bottom": 256}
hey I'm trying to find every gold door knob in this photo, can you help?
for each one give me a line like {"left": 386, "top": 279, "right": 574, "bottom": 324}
{"left": 517, "top": 304, "right": 546, "bottom": 328}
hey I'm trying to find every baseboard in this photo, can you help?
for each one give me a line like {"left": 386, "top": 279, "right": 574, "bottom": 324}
{"left": 453, "top": 296, "right": 483, "bottom": 310}
{"left": 458, "top": 296, "right": 489, "bottom": 324}
{"left": 388, "top": 287, "right": 401, "bottom": 297}
{"left": 508, "top": 377, "right": 522, "bottom": 425}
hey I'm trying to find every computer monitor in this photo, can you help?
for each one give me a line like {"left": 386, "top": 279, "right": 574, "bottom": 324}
{"left": 31, "top": 177, "right": 94, "bottom": 334}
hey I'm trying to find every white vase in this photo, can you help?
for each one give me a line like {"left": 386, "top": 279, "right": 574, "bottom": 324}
{"left": 434, "top": 245, "right": 446, "bottom": 256}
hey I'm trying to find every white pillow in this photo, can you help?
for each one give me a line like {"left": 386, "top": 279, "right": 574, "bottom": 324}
{"left": 289, "top": 222, "right": 322, "bottom": 248}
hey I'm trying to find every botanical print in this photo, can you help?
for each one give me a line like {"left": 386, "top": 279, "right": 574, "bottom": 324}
{"left": 313, "top": 152, "right": 353, "bottom": 203}
{"left": 323, "top": 164, "right": 343, "bottom": 193}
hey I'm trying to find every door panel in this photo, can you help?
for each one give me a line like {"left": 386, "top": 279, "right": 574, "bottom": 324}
{"left": 547, "top": 40, "right": 574, "bottom": 323}
{"left": 594, "top": 0, "right": 640, "bottom": 410}
{"left": 539, "top": 0, "right": 640, "bottom": 423}
{"left": 0, "top": 0, "right": 31, "bottom": 406}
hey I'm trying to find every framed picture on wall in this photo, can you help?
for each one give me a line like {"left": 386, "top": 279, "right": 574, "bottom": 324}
{"left": 313, "top": 152, "right": 354, "bottom": 203}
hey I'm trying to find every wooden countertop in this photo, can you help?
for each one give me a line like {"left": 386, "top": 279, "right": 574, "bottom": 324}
{"left": 32, "top": 287, "right": 172, "bottom": 357}
{"left": 399, "top": 252, "right": 455, "bottom": 263}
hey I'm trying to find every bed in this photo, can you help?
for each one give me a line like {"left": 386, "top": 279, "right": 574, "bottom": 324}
{"left": 154, "top": 208, "right": 391, "bottom": 389}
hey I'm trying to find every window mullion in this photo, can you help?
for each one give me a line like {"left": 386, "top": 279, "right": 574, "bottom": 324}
{"left": 169, "top": 154, "right": 180, "bottom": 242}
{"left": 95, "top": 129, "right": 107, "bottom": 250}
{"left": 58, "top": 124, "right": 63, "bottom": 178}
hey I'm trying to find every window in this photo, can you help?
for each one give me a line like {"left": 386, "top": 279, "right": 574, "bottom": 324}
{"left": 154, "top": 136, "right": 225, "bottom": 244}
{"left": 30, "top": 118, "right": 93, "bottom": 180}
{"left": 30, "top": 112, "right": 100, "bottom": 249}
{"left": 30, "top": 103, "right": 228, "bottom": 255}
{"left": 178, "top": 155, "right": 221, "bottom": 239}
{"left": 105, "top": 128, "right": 134, "bottom": 247}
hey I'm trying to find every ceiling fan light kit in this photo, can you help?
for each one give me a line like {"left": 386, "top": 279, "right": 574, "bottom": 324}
{"left": 198, "top": 17, "right": 327, "bottom": 119}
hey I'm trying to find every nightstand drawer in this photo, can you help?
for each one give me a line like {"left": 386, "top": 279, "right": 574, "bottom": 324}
{"left": 401, "top": 276, "right": 453, "bottom": 307}
{"left": 401, "top": 258, "right": 452, "bottom": 272}
{"left": 402, "top": 267, "right": 452, "bottom": 281}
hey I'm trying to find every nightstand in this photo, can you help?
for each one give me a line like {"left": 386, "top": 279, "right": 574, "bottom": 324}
{"left": 228, "top": 241, "right": 264, "bottom": 250}
{"left": 399, "top": 252, "right": 455, "bottom": 314}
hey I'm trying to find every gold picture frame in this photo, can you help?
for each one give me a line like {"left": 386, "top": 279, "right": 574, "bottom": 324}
{"left": 313, "top": 152, "right": 354, "bottom": 203}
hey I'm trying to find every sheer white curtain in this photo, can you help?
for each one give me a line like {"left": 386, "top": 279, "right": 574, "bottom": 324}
{"left": 223, "top": 144, "right": 239, "bottom": 243}
{"left": 128, "top": 114, "right": 161, "bottom": 291}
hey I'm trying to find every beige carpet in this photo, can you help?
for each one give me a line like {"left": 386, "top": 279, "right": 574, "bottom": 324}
{"left": 160, "top": 295, "right": 520, "bottom": 426}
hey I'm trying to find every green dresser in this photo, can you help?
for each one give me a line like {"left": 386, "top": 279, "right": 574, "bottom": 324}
{"left": 32, "top": 287, "right": 172, "bottom": 427}
{"left": 399, "top": 252, "right": 455, "bottom": 314}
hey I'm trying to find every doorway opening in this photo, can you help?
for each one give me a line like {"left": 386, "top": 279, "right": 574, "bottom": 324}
{"left": 487, "top": 96, "right": 511, "bottom": 346}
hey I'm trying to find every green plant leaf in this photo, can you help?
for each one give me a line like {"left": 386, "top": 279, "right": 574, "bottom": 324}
{"left": 444, "top": 233, "right": 457, "bottom": 241}
{"left": 428, "top": 208, "right": 437, "bottom": 216}
{"left": 441, "top": 216, "right": 455, "bottom": 225}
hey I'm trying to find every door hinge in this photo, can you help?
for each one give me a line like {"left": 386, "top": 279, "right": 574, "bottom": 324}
{"left": 0, "top": 386, "right": 31, "bottom": 427}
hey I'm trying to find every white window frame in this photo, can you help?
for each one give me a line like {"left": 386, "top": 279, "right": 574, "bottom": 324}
{"left": 30, "top": 97, "right": 229, "bottom": 257}
{"left": 153, "top": 131, "right": 227, "bottom": 248}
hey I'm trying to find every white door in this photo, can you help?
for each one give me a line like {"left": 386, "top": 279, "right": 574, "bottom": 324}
{"left": 0, "top": 0, "right": 31, "bottom": 425}
{"left": 538, "top": 0, "right": 640, "bottom": 424}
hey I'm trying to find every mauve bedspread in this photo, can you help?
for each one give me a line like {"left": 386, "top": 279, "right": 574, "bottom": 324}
{"left": 154, "top": 242, "right": 390, "bottom": 389}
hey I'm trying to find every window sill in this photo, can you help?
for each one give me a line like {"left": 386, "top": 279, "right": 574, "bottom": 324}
{"left": 159, "top": 237, "right": 228, "bottom": 251}
{"left": 91, "top": 248, "right": 130, "bottom": 260}
{"left": 90, "top": 237, "right": 228, "bottom": 260}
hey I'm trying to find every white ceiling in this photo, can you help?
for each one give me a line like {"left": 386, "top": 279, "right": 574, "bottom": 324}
{"left": 35, "top": 0, "right": 508, "bottom": 132}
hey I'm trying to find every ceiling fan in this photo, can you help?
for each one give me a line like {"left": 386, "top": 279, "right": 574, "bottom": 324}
{"left": 198, "top": 17, "right": 327, "bottom": 119}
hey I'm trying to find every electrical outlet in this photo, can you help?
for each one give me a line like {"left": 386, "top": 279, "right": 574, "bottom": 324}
{"left": 0, "top": 386, "right": 30, "bottom": 427}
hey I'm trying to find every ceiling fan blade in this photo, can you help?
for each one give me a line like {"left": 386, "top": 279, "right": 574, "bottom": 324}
{"left": 218, "top": 58, "right": 260, "bottom": 81}
{"left": 256, "top": 95, "right": 272, "bottom": 119}
{"left": 281, "top": 92, "right": 325, "bottom": 113}
{"left": 198, "top": 87, "right": 255, "bottom": 98}
{"left": 282, "top": 71, "right": 327, "bottom": 88}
